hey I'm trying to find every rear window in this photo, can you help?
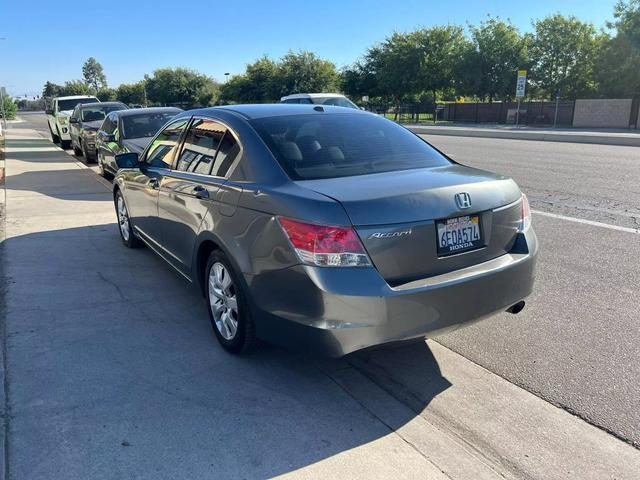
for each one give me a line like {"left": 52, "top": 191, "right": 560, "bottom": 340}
{"left": 81, "top": 104, "right": 126, "bottom": 122}
{"left": 121, "top": 112, "right": 179, "bottom": 139}
{"left": 58, "top": 98, "right": 98, "bottom": 111}
{"left": 250, "top": 113, "right": 450, "bottom": 180}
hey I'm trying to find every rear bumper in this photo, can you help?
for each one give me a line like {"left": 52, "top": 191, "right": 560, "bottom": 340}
{"left": 247, "top": 228, "right": 538, "bottom": 357}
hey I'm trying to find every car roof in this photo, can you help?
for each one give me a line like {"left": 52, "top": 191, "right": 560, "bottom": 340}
{"left": 193, "top": 104, "right": 368, "bottom": 120}
{"left": 113, "top": 107, "right": 183, "bottom": 118}
{"left": 56, "top": 95, "right": 99, "bottom": 101}
{"left": 280, "top": 93, "right": 346, "bottom": 100}
{"left": 78, "top": 101, "right": 126, "bottom": 109}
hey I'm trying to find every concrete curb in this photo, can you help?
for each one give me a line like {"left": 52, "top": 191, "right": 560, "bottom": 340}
{"left": 408, "top": 125, "right": 640, "bottom": 147}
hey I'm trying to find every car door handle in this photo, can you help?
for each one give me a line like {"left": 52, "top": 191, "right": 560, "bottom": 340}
{"left": 193, "top": 186, "right": 209, "bottom": 199}
{"left": 148, "top": 178, "right": 159, "bottom": 189}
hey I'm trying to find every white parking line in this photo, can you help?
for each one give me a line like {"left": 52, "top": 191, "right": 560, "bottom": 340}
{"left": 532, "top": 209, "right": 640, "bottom": 234}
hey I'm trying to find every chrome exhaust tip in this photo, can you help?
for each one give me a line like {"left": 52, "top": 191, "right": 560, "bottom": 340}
{"left": 506, "top": 301, "right": 526, "bottom": 314}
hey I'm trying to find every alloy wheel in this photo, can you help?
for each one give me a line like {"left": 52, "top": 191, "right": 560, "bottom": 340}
{"left": 208, "top": 262, "right": 239, "bottom": 340}
{"left": 117, "top": 195, "right": 130, "bottom": 242}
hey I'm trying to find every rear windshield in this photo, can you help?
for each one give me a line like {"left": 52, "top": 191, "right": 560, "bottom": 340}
{"left": 81, "top": 104, "right": 126, "bottom": 122}
{"left": 313, "top": 97, "right": 358, "bottom": 109}
{"left": 58, "top": 98, "right": 98, "bottom": 111}
{"left": 121, "top": 112, "right": 179, "bottom": 139}
{"left": 250, "top": 113, "right": 450, "bottom": 180}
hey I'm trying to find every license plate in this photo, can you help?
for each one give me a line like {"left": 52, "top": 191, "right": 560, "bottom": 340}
{"left": 436, "top": 215, "right": 483, "bottom": 256}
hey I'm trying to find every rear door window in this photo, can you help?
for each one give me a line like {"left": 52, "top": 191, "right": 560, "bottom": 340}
{"left": 211, "top": 132, "right": 241, "bottom": 178}
{"left": 176, "top": 118, "right": 225, "bottom": 175}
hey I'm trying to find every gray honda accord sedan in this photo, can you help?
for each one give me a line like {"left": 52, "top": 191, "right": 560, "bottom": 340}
{"left": 112, "top": 104, "right": 537, "bottom": 356}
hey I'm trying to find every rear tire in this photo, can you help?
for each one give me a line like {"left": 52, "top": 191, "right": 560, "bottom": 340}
{"left": 206, "top": 250, "right": 256, "bottom": 354}
{"left": 115, "top": 190, "right": 142, "bottom": 248}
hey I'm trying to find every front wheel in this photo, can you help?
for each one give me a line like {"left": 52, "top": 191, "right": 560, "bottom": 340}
{"left": 115, "top": 191, "right": 142, "bottom": 248}
{"left": 206, "top": 251, "right": 256, "bottom": 354}
{"left": 98, "top": 154, "right": 113, "bottom": 180}
{"left": 73, "top": 139, "right": 82, "bottom": 156}
{"left": 50, "top": 124, "right": 60, "bottom": 144}
{"left": 81, "top": 140, "right": 94, "bottom": 163}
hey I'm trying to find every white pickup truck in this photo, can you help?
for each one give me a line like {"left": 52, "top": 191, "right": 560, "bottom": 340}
{"left": 46, "top": 95, "right": 99, "bottom": 148}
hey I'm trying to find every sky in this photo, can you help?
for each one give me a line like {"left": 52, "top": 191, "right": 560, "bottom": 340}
{"left": 1, "top": 0, "right": 619, "bottom": 97}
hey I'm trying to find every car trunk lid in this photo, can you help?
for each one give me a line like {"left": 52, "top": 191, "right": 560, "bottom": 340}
{"left": 297, "top": 165, "right": 523, "bottom": 285}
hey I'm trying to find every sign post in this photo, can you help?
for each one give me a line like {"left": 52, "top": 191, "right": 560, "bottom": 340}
{"left": 515, "top": 70, "right": 527, "bottom": 126}
{"left": 553, "top": 89, "right": 560, "bottom": 128}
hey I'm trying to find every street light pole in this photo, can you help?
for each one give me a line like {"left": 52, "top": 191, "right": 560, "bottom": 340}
{"left": 224, "top": 73, "right": 230, "bottom": 83}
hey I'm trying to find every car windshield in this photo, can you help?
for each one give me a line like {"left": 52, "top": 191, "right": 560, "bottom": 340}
{"left": 58, "top": 98, "right": 98, "bottom": 112}
{"left": 250, "top": 113, "right": 451, "bottom": 180}
{"left": 81, "top": 104, "right": 126, "bottom": 122}
{"left": 313, "top": 97, "right": 358, "bottom": 109}
{"left": 121, "top": 113, "right": 178, "bottom": 139}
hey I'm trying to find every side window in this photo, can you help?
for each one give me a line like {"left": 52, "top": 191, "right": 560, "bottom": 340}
{"left": 176, "top": 118, "right": 225, "bottom": 175}
{"left": 102, "top": 114, "right": 115, "bottom": 134}
{"left": 282, "top": 99, "right": 299, "bottom": 104}
{"left": 144, "top": 118, "right": 189, "bottom": 168}
{"left": 211, "top": 132, "right": 241, "bottom": 178}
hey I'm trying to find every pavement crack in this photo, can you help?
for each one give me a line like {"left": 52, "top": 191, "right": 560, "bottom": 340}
{"left": 96, "top": 271, "right": 126, "bottom": 300}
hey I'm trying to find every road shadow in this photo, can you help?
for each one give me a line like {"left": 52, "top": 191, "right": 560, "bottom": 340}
{"left": 3, "top": 222, "right": 451, "bottom": 479}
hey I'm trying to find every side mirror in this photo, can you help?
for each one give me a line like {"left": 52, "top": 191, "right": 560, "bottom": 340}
{"left": 105, "top": 134, "right": 116, "bottom": 142}
{"left": 45, "top": 108, "right": 54, "bottom": 115}
{"left": 115, "top": 152, "right": 140, "bottom": 169}
{"left": 69, "top": 117, "right": 78, "bottom": 124}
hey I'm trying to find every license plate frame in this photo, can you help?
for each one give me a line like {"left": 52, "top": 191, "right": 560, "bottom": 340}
{"left": 436, "top": 214, "right": 483, "bottom": 256}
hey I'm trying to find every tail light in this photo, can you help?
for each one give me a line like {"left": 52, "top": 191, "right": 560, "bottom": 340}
{"left": 277, "top": 217, "right": 371, "bottom": 267}
{"left": 518, "top": 193, "right": 531, "bottom": 232}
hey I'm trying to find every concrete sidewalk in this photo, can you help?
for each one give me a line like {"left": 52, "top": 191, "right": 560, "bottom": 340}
{"left": 407, "top": 123, "right": 640, "bottom": 146}
{"left": 1, "top": 121, "right": 639, "bottom": 479}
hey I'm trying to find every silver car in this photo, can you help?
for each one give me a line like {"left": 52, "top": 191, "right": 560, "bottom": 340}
{"left": 112, "top": 104, "right": 537, "bottom": 357}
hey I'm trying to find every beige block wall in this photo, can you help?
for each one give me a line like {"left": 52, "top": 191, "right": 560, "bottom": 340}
{"left": 573, "top": 99, "right": 633, "bottom": 128}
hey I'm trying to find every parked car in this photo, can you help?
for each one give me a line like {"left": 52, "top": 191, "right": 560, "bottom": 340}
{"left": 111, "top": 104, "right": 537, "bottom": 357}
{"left": 95, "top": 107, "right": 182, "bottom": 179}
{"left": 280, "top": 93, "right": 359, "bottom": 109}
{"left": 69, "top": 101, "right": 128, "bottom": 162}
{"left": 46, "top": 95, "right": 99, "bottom": 148}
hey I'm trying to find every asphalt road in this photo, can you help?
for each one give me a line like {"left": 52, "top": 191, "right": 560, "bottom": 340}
{"left": 424, "top": 134, "right": 640, "bottom": 446}
{"left": 16, "top": 112, "right": 640, "bottom": 447}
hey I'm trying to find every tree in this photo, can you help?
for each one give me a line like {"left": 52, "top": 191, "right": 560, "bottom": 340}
{"left": 219, "top": 52, "right": 339, "bottom": 104}
{"left": 463, "top": 17, "right": 529, "bottom": 101}
{"left": 60, "top": 80, "right": 91, "bottom": 96}
{"left": 42, "top": 81, "right": 63, "bottom": 98}
{"left": 97, "top": 88, "right": 117, "bottom": 101}
{"left": 116, "top": 81, "right": 147, "bottom": 105}
{"left": 596, "top": 1, "right": 640, "bottom": 97}
{"left": 145, "top": 68, "right": 218, "bottom": 107}
{"left": 1, "top": 95, "right": 17, "bottom": 120}
{"left": 416, "top": 26, "right": 473, "bottom": 102}
{"left": 220, "top": 56, "right": 280, "bottom": 103}
{"left": 341, "top": 60, "right": 377, "bottom": 100}
{"left": 529, "top": 15, "right": 601, "bottom": 99}
{"left": 82, "top": 57, "right": 107, "bottom": 93}
{"left": 275, "top": 51, "right": 340, "bottom": 98}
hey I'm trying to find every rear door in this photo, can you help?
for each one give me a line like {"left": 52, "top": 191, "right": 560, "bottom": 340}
{"left": 158, "top": 117, "right": 242, "bottom": 275}
{"left": 125, "top": 117, "right": 189, "bottom": 248}
{"left": 97, "top": 113, "right": 118, "bottom": 172}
